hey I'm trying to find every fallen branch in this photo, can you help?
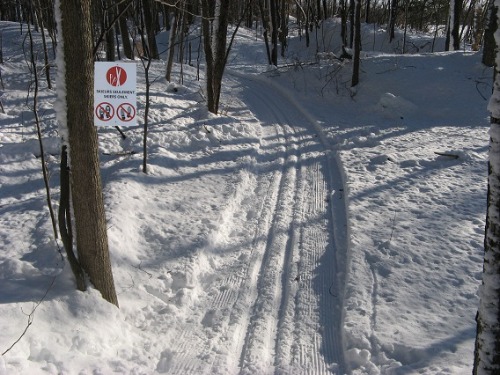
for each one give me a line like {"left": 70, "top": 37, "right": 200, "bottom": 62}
{"left": 102, "top": 150, "right": 136, "bottom": 156}
{"left": 434, "top": 151, "right": 459, "bottom": 159}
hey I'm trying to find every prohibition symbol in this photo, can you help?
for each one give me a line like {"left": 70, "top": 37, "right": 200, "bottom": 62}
{"left": 95, "top": 102, "right": 114, "bottom": 121}
{"left": 106, "top": 66, "right": 127, "bottom": 87}
{"left": 117, "top": 103, "right": 136, "bottom": 122}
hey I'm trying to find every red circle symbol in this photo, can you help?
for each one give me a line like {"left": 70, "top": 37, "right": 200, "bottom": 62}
{"left": 106, "top": 66, "right": 127, "bottom": 87}
{"left": 95, "top": 102, "right": 115, "bottom": 121}
{"left": 117, "top": 103, "right": 136, "bottom": 122}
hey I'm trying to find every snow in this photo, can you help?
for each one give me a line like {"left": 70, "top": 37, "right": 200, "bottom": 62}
{"left": 0, "top": 18, "right": 490, "bottom": 374}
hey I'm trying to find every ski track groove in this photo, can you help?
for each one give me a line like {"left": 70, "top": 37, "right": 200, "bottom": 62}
{"left": 236, "top": 77, "right": 342, "bottom": 374}
{"left": 157, "top": 74, "right": 347, "bottom": 374}
{"left": 237, "top": 120, "right": 299, "bottom": 373}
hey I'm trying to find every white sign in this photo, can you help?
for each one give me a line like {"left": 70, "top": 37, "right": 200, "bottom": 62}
{"left": 94, "top": 62, "right": 137, "bottom": 126}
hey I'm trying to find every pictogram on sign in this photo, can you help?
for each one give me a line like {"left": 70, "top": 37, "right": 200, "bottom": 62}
{"left": 95, "top": 102, "right": 115, "bottom": 121}
{"left": 117, "top": 103, "right": 136, "bottom": 122}
{"left": 106, "top": 66, "right": 127, "bottom": 87}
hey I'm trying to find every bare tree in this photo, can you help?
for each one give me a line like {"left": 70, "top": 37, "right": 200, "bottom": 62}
{"left": 118, "top": 0, "right": 133, "bottom": 59}
{"left": 352, "top": 0, "right": 361, "bottom": 86}
{"left": 142, "top": 0, "right": 159, "bottom": 59}
{"left": 483, "top": 0, "right": 497, "bottom": 66}
{"left": 200, "top": 0, "right": 230, "bottom": 114}
{"left": 388, "top": 0, "right": 398, "bottom": 42}
{"left": 474, "top": 7, "right": 500, "bottom": 369}
{"left": 451, "top": 0, "right": 463, "bottom": 50}
{"left": 57, "top": 0, "right": 119, "bottom": 306}
{"left": 27, "top": 12, "right": 57, "bottom": 240}
{"left": 165, "top": 5, "right": 179, "bottom": 81}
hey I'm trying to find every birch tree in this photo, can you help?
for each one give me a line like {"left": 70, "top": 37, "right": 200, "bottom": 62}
{"left": 474, "top": 3, "right": 500, "bottom": 369}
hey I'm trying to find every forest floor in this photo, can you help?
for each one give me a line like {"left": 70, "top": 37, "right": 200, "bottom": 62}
{"left": 0, "top": 19, "right": 491, "bottom": 374}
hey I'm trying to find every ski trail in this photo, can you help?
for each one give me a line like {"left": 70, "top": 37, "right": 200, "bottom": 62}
{"left": 157, "top": 110, "right": 288, "bottom": 374}
{"left": 155, "top": 73, "right": 349, "bottom": 374}
{"left": 233, "top": 74, "right": 348, "bottom": 374}
{"left": 237, "top": 119, "right": 299, "bottom": 374}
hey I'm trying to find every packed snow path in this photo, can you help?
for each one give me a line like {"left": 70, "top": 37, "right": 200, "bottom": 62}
{"left": 158, "top": 74, "right": 349, "bottom": 374}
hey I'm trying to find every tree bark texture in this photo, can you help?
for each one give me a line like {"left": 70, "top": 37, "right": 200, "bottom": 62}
{"left": 474, "top": 117, "right": 500, "bottom": 374}
{"left": 474, "top": 31, "right": 500, "bottom": 372}
{"left": 118, "top": 1, "right": 133, "bottom": 59}
{"left": 451, "top": 0, "right": 463, "bottom": 50}
{"left": 351, "top": 0, "right": 361, "bottom": 86}
{"left": 201, "top": 0, "right": 229, "bottom": 114}
{"left": 483, "top": 0, "right": 497, "bottom": 67}
{"left": 389, "top": 0, "right": 398, "bottom": 42}
{"left": 142, "top": 0, "right": 159, "bottom": 59}
{"left": 58, "top": 0, "right": 119, "bottom": 306}
{"left": 270, "top": 0, "right": 279, "bottom": 65}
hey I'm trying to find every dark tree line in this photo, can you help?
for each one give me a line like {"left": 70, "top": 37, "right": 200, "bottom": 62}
{"left": 3, "top": 0, "right": 487, "bottom": 65}
{"left": 2, "top": 0, "right": 493, "bottom": 101}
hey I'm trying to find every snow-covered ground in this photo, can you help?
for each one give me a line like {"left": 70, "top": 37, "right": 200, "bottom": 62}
{"left": 0, "top": 19, "right": 490, "bottom": 374}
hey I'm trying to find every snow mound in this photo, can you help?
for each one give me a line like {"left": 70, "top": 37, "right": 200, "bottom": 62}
{"left": 375, "top": 92, "right": 418, "bottom": 119}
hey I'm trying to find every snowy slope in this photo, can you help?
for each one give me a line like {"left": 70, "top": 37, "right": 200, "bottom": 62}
{"left": 0, "top": 20, "right": 490, "bottom": 375}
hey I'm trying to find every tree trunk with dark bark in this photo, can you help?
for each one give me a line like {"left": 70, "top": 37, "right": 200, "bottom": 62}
{"left": 482, "top": 0, "right": 497, "bottom": 67}
{"left": 201, "top": 0, "right": 230, "bottom": 114}
{"left": 57, "top": 0, "right": 118, "bottom": 306}
{"left": 352, "top": 0, "right": 361, "bottom": 86}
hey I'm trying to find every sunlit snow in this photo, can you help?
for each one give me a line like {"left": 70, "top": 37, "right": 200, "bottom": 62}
{"left": 0, "top": 18, "right": 489, "bottom": 374}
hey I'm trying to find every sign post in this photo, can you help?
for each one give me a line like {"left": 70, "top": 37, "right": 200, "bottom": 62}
{"left": 94, "top": 62, "right": 137, "bottom": 127}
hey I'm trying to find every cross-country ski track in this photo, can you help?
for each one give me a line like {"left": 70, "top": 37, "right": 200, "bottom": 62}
{"left": 156, "top": 73, "right": 350, "bottom": 374}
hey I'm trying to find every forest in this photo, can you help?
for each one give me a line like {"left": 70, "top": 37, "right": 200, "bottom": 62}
{"left": 0, "top": 0, "right": 499, "bottom": 374}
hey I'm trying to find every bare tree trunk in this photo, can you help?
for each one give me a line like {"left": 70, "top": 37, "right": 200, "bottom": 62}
{"left": 402, "top": 0, "right": 409, "bottom": 53}
{"left": 57, "top": 0, "right": 119, "bottom": 306}
{"left": 389, "top": 0, "right": 398, "bottom": 42}
{"left": 27, "top": 17, "right": 58, "bottom": 241}
{"left": 280, "top": 0, "right": 288, "bottom": 57}
{"left": 165, "top": 8, "right": 179, "bottom": 81}
{"left": 142, "top": 0, "right": 159, "bottom": 59}
{"left": 34, "top": 0, "right": 51, "bottom": 89}
{"left": 483, "top": 0, "right": 497, "bottom": 66}
{"left": 340, "top": 0, "right": 348, "bottom": 49}
{"left": 258, "top": 0, "right": 272, "bottom": 64}
{"left": 270, "top": 0, "right": 279, "bottom": 65}
{"left": 352, "top": 0, "right": 361, "bottom": 86}
{"left": 349, "top": 0, "right": 355, "bottom": 47}
{"left": 139, "top": 0, "right": 152, "bottom": 173}
{"left": 474, "top": 22, "right": 500, "bottom": 372}
{"left": 104, "top": 0, "right": 115, "bottom": 61}
{"left": 201, "top": 0, "right": 230, "bottom": 114}
{"left": 118, "top": 1, "right": 133, "bottom": 59}
{"left": 451, "top": 0, "right": 462, "bottom": 50}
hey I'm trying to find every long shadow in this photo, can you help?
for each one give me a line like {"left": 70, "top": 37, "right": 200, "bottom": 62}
{"left": 388, "top": 327, "right": 476, "bottom": 374}
{"left": 349, "top": 150, "right": 487, "bottom": 203}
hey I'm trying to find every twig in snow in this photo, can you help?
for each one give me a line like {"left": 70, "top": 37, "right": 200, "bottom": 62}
{"left": 2, "top": 276, "right": 57, "bottom": 356}
{"left": 133, "top": 261, "right": 153, "bottom": 279}
{"left": 389, "top": 211, "right": 397, "bottom": 243}
{"left": 475, "top": 81, "right": 489, "bottom": 101}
